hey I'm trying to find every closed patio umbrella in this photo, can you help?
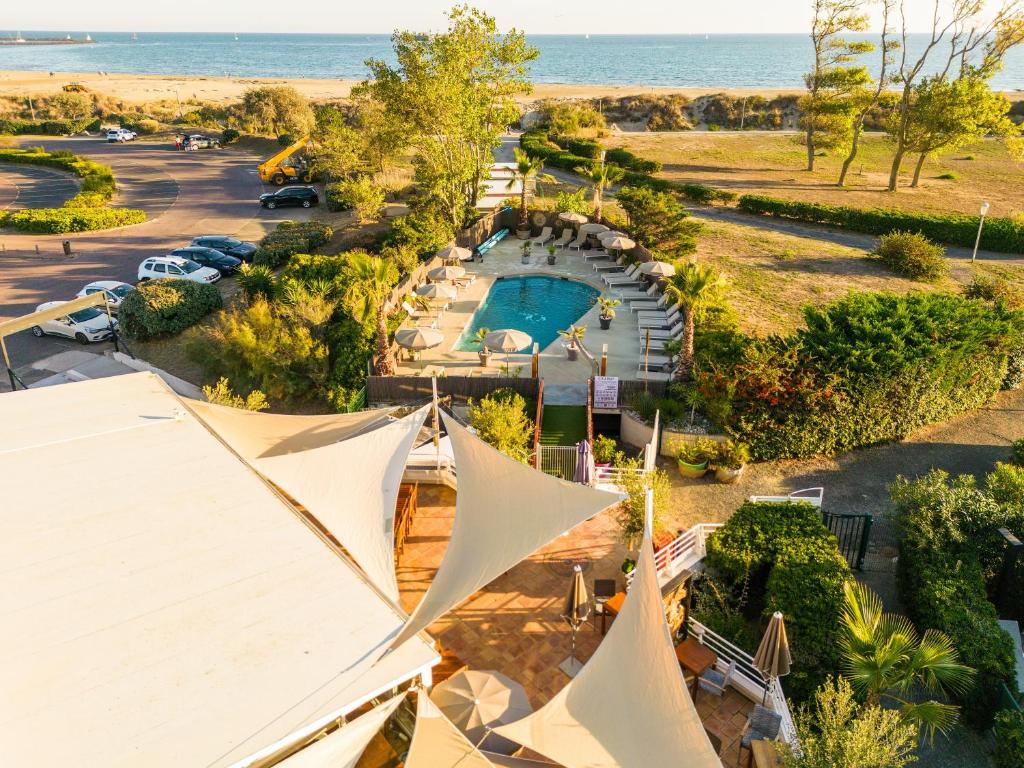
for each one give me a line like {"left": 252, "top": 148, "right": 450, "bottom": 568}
{"left": 483, "top": 328, "right": 532, "bottom": 371}
{"left": 428, "top": 265, "right": 466, "bottom": 282}
{"left": 579, "top": 222, "right": 609, "bottom": 235}
{"left": 430, "top": 670, "right": 533, "bottom": 754}
{"left": 559, "top": 564, "right": 591, "bottom": 678}
{"left": 558, "top": 212, "right": 588, "bottom": 225}
{"left": 602, "top": 235, "right": 636, "bottom": 252}
{"left": 753, "top": 611, "right": 791, "bottom": 703}
{"left": 639, "top": 260, "right": 675, "bottom": 277}
{"left": 437, "top": 245, "right": 473, "bottom": 262}
{"left": 574, "top": 439, "right": 594, "bottom": 485}
{"left": 416, "top": 283, "right": 457, "bottom": 301}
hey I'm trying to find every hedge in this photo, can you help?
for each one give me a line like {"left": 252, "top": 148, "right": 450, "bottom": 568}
{"left": 0, "top": 117, "right": 100, "bottom": 136}
{"left": 253, "top": 220, "right": 333, "bottom": 268}
{"left": 704, "top": 501, "right": 851, "bottom": 702}
{"left": 738, "top": 194, "right": 1024, "bottom": 254}
{"left": 995, "top": 710, "right": 1024, "bottom": 768}
{"left": 119, "top": 279, "right": 223, "bottom": 340}
{"left": 0, "top": 207, "right": 147, "bottom": 233}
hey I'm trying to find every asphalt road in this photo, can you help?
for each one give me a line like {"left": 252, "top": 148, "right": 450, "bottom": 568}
{"left": 0, "top": 164, "right": 80, "bottom": 209}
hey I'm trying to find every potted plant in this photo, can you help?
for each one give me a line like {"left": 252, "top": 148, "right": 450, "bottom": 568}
{"left": 473, "top": 327, "right": 492, "bottom": 366}
{"left": 597, "top": 296, "right": 621, "bottom": 330}
{"left": 547, "top": 244, "right": 557, "bottom": 265}
{"left": 711, "top": 440, "right": 750, "bottom": 484}
{"left": 559, "top": 324, "right": 586, "bottom": 361}
{"left": 676, "top": 438, "right": 716, "bottom": 478}
{"left": 621, "top": 557, "right": 636, "bottom": 576}
{"left": 521, "top": 242, "right": 531, "bottom": 264}
{"left": 592, "top": 434, "right": 617, "bottom": 477}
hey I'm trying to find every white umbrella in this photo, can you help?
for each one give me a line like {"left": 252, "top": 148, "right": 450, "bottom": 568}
{"left": 416, "top": 283, "right": 457, "bottom": 302}
{"left": 437, "top": 245, "right": 473, "bottom": 262}
{"left": 639, "top": 260, "right": 675, "bottom": 277}
{"left": 579, "top": 222, "right": 609, "bottom": 235}
{"left": 558, "top": 212, "right": 588, "bottom": 225}
{"left": 430, "top": 670, "right": 533, "bottom": 754}
{"left": 395, "top": 327, "right": 444, "bottom": 351}
{"left": 598, "top": 230, "right": 628, "bottom": 242}
{"left": 483, "top": 328, "right": 532, "bottom": 371}
{"left": 602, "top": 236, "right": 636, "bottom": 251}
{"left": 429, "top": 265, "right": 466, "bottom": 281}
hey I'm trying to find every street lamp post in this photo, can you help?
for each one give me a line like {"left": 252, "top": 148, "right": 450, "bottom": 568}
{"left": 971, "top": 201, "right": 990, "bottom": 264}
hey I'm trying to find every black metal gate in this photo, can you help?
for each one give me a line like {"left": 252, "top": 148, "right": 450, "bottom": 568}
{"left": 823, "top": 512, "right": 873, "bottom": 571}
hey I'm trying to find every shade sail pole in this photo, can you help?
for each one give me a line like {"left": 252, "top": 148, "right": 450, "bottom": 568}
{"left": 431, "top": 376, "right": 440, "bottom": 470}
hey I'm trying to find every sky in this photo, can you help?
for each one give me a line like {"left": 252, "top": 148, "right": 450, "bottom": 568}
{"left": 4, "top": 0, "right": 962, "bottom": 35}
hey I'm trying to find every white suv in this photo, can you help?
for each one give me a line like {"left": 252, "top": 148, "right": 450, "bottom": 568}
{"left": 31, "top": 301, "right": 117, "bottom": 344}
{"left": 138, "top": 256, "right": 221, "bottom": 284}
{"left": 107, "top": 128, "right": 137, "bottom": 143}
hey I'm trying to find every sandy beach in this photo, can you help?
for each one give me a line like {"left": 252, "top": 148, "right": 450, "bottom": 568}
{"left": 0, "top": 69, "right": 803, "bottom": 105}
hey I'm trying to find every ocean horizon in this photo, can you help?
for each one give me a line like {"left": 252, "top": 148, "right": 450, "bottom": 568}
{"left": 2, "top": 32, "right": 1023, "bottom": 91}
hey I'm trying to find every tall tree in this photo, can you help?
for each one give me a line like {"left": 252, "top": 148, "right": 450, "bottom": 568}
{"left": 346, "top": 253, "right": 399, "bottom": 377}
{"left": 802, "top": 0, "right": 873, "bottom": 172}
{"left": 839, "top": 581, "right": 973, "bottom": 739}
{"left": 886, "top": 0, "right": 1024, "bottom": 191}
{"left": 574, "top": 161, "right": 623, "bottom": 224}
{"left": 360, "top": 5, "right": 537, "bottom": 229}
{"left": 661, "top": 263, "right": 726, "bottom": 381}
{"left": 837, "top": 0, "right": 898, "bottom": 186}
{"left": 616, "top": 185, "right": 701, "bottom": 258}
{"left": 507, "top": 148, "right": 554, "bottom": 227}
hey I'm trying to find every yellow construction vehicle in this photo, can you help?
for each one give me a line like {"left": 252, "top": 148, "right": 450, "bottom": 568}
{"left": 257, "top": 135, "right": 317, "bottom": 185}
{"left": 62, "top": 82, "right": 90, "bottom": 93}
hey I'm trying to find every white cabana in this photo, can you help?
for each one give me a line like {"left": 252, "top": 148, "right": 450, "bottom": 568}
{"left": 0, "top": 373, "right": 437, "bottom": 768}
{"left": 390, "top": 412, "right": 623, "bottom": 650}
{"left": 254, "top": 406, "right": 430, "bottom": 599}
{"left": 493, "top": 495, "right": 721, "bottom": 768}
{"left": 273, "top": 694, "right": 405, "bottom": 768}
{"left": 405, "top": 694, "right": 496, "bottom": 768}
{"left": 187, "top": 398, "right": 393, "bottom": 460}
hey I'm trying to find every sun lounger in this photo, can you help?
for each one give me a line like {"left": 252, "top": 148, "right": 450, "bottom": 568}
{"left": 638, "top": 352, "right": 672, "bottom": 367}
{"left": 531, "top": 226, "right": 553, "bottom": 246}
{"left": 604, "top": 266, "right": 643, "bottom": 286}
{"left": 553, "top": 229, "right": 573, "bottom": 248}
{"left": 594, "top": 256, "right": 626, "bottom": 273}
{"left": 421, "top": 365, "right": 446, "bottom": 378}
{"left": 568, "top": 234, "right": 589, "bottom": 251}
{"left": 401, "top": 301, "right": 440, "bottom": 329}
{"left": 637, "top": 368, "right": 674, "bottom": 382}
{"left": 615, "top": 284, "right": 660, "bottom": 300}
{"left": 584, "top": 249, "right": 613, "bottom": 262}
{"left": 453, "top": 274, "right": 477, "bottom": 289}
{"left": 630, "top": 294, "right": 667, "bottom": 312}
{"left": 640, "top": 322, "right": 682, "bottom": 340}
{"left": 638, "top": 311, "right": 679, "bottom": 329}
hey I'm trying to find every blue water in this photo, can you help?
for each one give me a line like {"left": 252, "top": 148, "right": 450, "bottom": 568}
{"left": 2, "top": 33, "right": 1023, "bottom": 90}
{"left": 455, "top": 276, "right": 600, "bottom": 352}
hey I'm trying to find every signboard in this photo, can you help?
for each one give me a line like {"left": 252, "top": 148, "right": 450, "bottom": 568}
{"left": 593, "top": 376, "right": 619, "bottom": 409}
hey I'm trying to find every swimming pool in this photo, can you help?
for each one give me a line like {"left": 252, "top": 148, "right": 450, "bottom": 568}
{"left": 455, "top": 275, "right": 600, "bottom": 352}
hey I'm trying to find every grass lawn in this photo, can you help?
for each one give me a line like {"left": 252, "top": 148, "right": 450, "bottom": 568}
{"left": 605, "top": 131, "right": 1024, "bottom": 219}
{"left": 540, "top": 405, "right": 588, "bottom": 445}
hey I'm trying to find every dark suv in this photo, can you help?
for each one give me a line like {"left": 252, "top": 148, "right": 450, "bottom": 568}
{"left": 168, "top": 246, "right": 242, "bottom": 276}
{"left": 259, "top": 186, "right": 319, "bottom": 210}
{"left": 190, "top": 236, "right": 258, "bottom": 262}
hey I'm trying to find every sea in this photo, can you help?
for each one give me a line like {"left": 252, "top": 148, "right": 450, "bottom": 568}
{"left": 2, "top": 32, "right": 1024, "bottom": 91}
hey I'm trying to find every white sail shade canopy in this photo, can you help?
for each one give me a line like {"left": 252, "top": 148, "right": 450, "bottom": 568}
{"left": 405, "top": 694, "right": 496, "bottom": 768}
{"left": 254, "top": 406, "right": 430, "bottom": 600}
{"left": 389, "top": 412, "right": 623, "bottom": 650}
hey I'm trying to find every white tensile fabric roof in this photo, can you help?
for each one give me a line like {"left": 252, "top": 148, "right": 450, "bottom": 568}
{"left": 405, "top": 694, "right": 496, "bottom": 768}
{"left": 186, "top": 397, "right": 393, "bottom": 460}
{"left": 273, "top": 694, "right": 405, "bottom": 768}
{"left": 253, "top": 406, "right": 430, "bottom": 599}
{"left": 493, "top": 509, "right": 722, "bottom": 768}
{"left": 390, "top": 412, "right": 624, "bottom": 650}
{"left": 0, "top": 373, "right": 437, "bottom": 768}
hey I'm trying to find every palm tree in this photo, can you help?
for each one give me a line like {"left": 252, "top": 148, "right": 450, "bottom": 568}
{"left": 661, "top": 262, "right": 725, "bottom": 380}
{"left": 839, "top": 581, "right": 974, "bottom": 740}
{"left": 507, "top": 148, "right": 555, "bottom": 228}
{"left": 347, "top": 253, "right": 397, "bottom": 376}
{"left": 574, "top": 161, "right": 624, "bottom": 223}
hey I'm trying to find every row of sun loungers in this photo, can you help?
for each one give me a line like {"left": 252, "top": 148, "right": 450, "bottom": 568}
{"left": 530, "top": 227, "right": 577, "bottom": 249}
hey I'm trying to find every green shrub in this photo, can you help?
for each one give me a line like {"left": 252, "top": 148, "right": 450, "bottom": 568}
{"left": 996, "top": 710, "right": 1024, "bottom": 768}
{"left": 467, "top": 389, "right": 535, "bottom": 463}
{"left": 870, "top": 230, "right": 949, "bottom": 282}
{"left": 937, "top": 171, "right": 960, "bottom": 180}
{"left": 253, "top": 220, "right": 333, "bottom": 268}
{"left": 278, "top": 133, "right": 295, "bottom": 147}
{"left": 1013, "top": 438, "right": 1024, "bottom": 466}
{"left": 384, "top": 209, "right": 455, "bottom": 259}
{"left": 616, "top": 185, "right": 700, "bottom": 257}
{"left": 0, "top": 117, "right": 98, "bottom": 135}
{"left": 739, "top": 194, "right": 1024, "bottom": 253}
{"left": 221, "top": 128, "right": 240, "bottom": 144}
{"left": 965, "top": 274, "right": 1024, "bottom": 310}
{"left": 605, "top": 146, "right": 662, "bottom": 174}
{"left": 236, "top": 264, "right": 278, "bottom": 302}
{"left": 554, "top": 188, "right": 591, "bottom": 215}
{"left": 325, "top": 176, "right": 386, "bottom": 222}
{"left": 135, "top": 118, "right": 160, "bottom": 135}
{"left": 119, "top": 279, "right": 222, "bottom": 340}
{"left": 1, "top": 207, "right": 146, "bottom": 233}
{"left": 705, "top": 501, "right": 851, "bottom": 701}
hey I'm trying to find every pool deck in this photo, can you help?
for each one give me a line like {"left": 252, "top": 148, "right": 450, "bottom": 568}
{"left": 394, "top": 237, "right": 650, "bottom": 385}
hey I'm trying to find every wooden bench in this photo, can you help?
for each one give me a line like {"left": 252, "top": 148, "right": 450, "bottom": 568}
{"left": 473, "top": 227, "right": 510, "bottom": 260}
{"left": 394, "top": 482, "right": 418, "bottom": 560}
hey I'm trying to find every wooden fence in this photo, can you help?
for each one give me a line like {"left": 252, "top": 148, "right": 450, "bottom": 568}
{"left": 366, "top": 375, "right": 540, "bottom": 405}
{"left": 615, "top": 378, "right": 669, "bottom": 403}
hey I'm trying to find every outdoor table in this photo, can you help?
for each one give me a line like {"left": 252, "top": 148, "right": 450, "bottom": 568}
{"left": 675, "top": 637, "right": 718, "bottom": 701}
{"left": 750, "top": 739, "right": 787, "bottom": 768}
{"left": 598, "top": 589, "right": 627, "bottom": 635}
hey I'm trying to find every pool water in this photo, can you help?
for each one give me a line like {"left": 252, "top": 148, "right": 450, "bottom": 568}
{"left": 455, "top": 276, "right": 600, "bottom": 352}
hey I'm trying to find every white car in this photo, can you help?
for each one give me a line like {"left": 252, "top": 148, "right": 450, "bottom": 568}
{"left": 106, "top": 128, "right": 136, "bottom": 143}
{"left": 31, "top": 301, "right": 118, "bottom": 344}
{"left": 76, "top": 281, "right": 135, "bottom": 312}
{"left": 138, "top": 256, "right": 221, "bottom": 284}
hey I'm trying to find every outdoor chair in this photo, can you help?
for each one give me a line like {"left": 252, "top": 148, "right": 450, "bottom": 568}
{"left": 630, "top": 294, "right": 666, "bottom": 313}
{"left": 640, "top": 321, "right": 682, "bottom": 340}
{"left": 592, "top": 578, "right": 617, "bottom": 634}
{"left": 568, "top": 234, "right": 589, "bottom": 251}
{"left": 738, "top": 704, "right": 783, "bottom": 767}
{"left": 604, "top": 267, "right": 644, "bottom": 288}
{"left": 617, "top": 283, "right": 660, "bottom": 301}
{"left": 401, "top": 301, "right": 440, "bottom": 329}
{"left": 553, "top": 229, "right": 573, "bottom": 248}
{"left": 637, "top": 368, "right": 673, "bottom": 383}
{"left": 594, "top": 256, "right": 626, "bottom": 273}
{"left": 531, "top": 226, "right": 553, "bottom": 246}
{"left": 698, "top": 660, "right": 737, "bottom": 698}
{"left": 584, "top": 248, "right": 612, "bottom": 261}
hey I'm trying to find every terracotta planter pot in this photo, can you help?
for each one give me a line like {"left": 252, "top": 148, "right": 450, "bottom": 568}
{"left": 714, "top": 465, "right": 745, "bottom": 484}
{"left": 677, "top": 459, "right": 708, "bottom": 479}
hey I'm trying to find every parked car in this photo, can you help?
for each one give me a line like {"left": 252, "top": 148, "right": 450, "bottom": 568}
{"left": 190, "top": 235, "right": 257, "bottom": 261}
{"left": 168, "top": 246, "right": 241, "bottom": 276}
{"left": 185, "top": 134, "right": 220, "bottom": 150}
{"left": 106, "top": 128, "right": 136, "bottom": 143}
{"left": 138, "top": 256, "right": 221, "bottom": 284}
{"left": 259, "top": 186, "right": 319, "bottom": 210}
{"left": 31, "top": 301, "right": 117, "bottom": 344}
{"left": 75, "top": 281, "right": 135, "bottom": 312}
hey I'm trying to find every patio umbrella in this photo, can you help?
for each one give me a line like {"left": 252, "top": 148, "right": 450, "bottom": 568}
{"left": 602, "top": 235, "right": 636, "bottom": 252}
{"left": 395, "top": 327, "right": 444, "bottom": 351}
{"left": 753, "top": 611, "right": 791, "bottom": 703}
{"left": 430, "top": 670, "right": 533, "bottom": 754}
{"left": 428, "top": 265, "right": 466, "bottom": 282}
{"left": 579, "top": 222, "right": 609, "bottom": 235}
{"left": 483, "top": 328, "right": 532, "bottom": 371}
{"left": 559, "top": 564, "right": 591, "bottom": 678}
{"left": 416, "top": 283, "right": 457, "bottom": 301}
{"left": 558, "top": 212, "right": 588, "bottom": 225}
{"left": 598, "top": 230, "right": 628, "bottom": 242}
{"left": 573, "top": 439, "right": 594, "bottom": 485}
{"left": 437, "top": 245, "right": 473, "bottom": 262}
{"left": 639, "top": 260, "right": 675, "bottom": 278}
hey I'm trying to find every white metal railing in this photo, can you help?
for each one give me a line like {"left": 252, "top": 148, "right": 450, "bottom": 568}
{"left": 539, "top": 445, "right": 579, "bottom": 481}
{"left": 626, "top": 522, "right": 723, "bottom": 587}
{"left": 749, "top": 487, "right": 824, "bottom": 508}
